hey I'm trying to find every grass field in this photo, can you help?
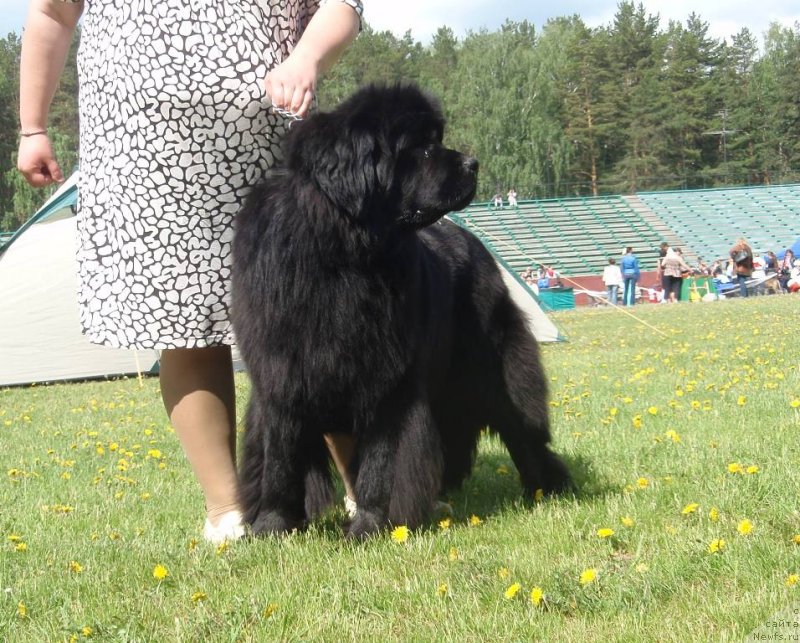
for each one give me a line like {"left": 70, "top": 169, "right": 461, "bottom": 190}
{"left": 2, "top": 296, "right": 800, "bottom": 642}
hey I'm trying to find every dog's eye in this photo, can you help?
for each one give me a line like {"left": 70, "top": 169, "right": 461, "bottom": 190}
{"left": 423, "top": 149, "right": 431, "bottom": 159}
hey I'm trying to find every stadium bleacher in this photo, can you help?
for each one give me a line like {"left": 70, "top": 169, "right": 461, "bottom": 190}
{"left": 636, "top": 184, "right": 800, "bottom": 262}
{"left": 454, "top": 195, "right": 675, "bottom": 276}
{"left": 453, "top": 183, "right": 800, "bottom": 277}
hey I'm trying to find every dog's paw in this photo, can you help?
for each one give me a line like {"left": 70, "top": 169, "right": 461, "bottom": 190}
{"left": 344, "top": 509, "right": 385, "bottom": 540}
{"left": 538, "top": 452, "right": 575, "bottom": 495}
{"left": 250, "top": 510, "right": 303, "bottom": 536}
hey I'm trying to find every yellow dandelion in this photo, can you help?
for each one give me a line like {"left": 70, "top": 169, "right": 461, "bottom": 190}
{"left": 609, "top": 407, "right": 619, "bottom": 417}
{"left": 448, "top": 547, "right": 459, "bottom": 561}
{"left": 15, "top": 542, "right": 27, "bottom": 552}
{"left": 708, "top": 538, "right": 726, "bottom": 554}
{"left": 597, "top": 528, "right": 614, "bottom": 538}
{"left": 187, "top": 538, "right": 198, "bottom": 551}
{"left": 790, "top": 399, "right": 800, "bottom": 409}
{"left": 69, "top": 560, "right": 83, "bottom": 574}
{"left": 737, "top": 395, "right": 747, "bottom": 406}
{"left": 792, "top": 535, "right": 800, "bottom": 545}
{"left": 17, "top": 601, "right": 27, "bottom": 619}
{"left": 498, "top": 567, "right": 510, "bottom": 579}
{"left": 81, "top": 626, "right": 93, "bottom": 637}
{"left": 469, "top": 515, "right": 483, "bottom": 526}
{"left": 691, "top": 400, "right": 701, "bottom": 410}
{"left": 621, "top": 516, "right": 635, "bottom": 527}
{"left": 681, "top": 503, "right": 700, "bottom": 515}
{"left": 504, "top": 582, "right": 522, "bottom": 599}
{"left": 635, "top": 563, "right": 649, "bottom": 574}
{"left": 709, "top": 507, "right": 719, "bottom": 521}
{"left": 530, "top": 586, "right": 544, "bottom": 606}
{"left": 636, "top": 477, "right": 649, "bottom": 489}
{"left": 746, "top": 465, "right": 759, "bottom": 474}
{"left": 632, "top": 415, "right": 643, "bottom": 429}
{"left": 579, "top": 568, "right": 597, "bottom": 586}
{"left": 147, "top": 449, "right": 162, "bottom": 459}
{"left": 737, "top": 519, "right": 753, "bottom": 536}
{"left": 647, "top": 406, "right": 658, "bottom": 416}
{"left": 263, "top": 603, "right": 279, "bottom": 618}
{"left": 437, "top": 583, "right": 448, "bottom": 597}
{"left": 665, "top": 429, "right": 681, "bottom": 443}
{"left": 191, "top": 591, "right": 207, "bottom": 603}
{"left": 390, "top": 525, "right": 409, "bottom": 543}
{"left": 787, "top": 574, "right": 799, "bottom": 587}
{"left": 215, "top": 541, "right": 229, "bottom": 555}
{"left": 152, "top": 564, "right": 169, "bottom": 581}
{"left": 438, "top": 518, "right": 451, "bottom": 531}
{"left": 727, "top": 462, "right": 743, "bottom": 474}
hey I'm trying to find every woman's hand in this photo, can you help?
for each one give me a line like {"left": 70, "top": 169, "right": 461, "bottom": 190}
{"left": 264, "top": 51, "right": 318, "bottom": 119}
{"left": 17, "top": 134, "right": 64, "bottom": 187}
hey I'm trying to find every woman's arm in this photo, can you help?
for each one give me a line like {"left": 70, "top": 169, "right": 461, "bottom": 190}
{"left": 264, "top": 1, "right": 361, "bottom": 118}
{"left": 17, "top": 0, "right": 83, "bottom": 186}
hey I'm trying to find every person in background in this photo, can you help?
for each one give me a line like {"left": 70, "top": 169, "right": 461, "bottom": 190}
{"left": 729, "top": 238, "right": 754, "bottom": 298}
{"left": 492, "top": 193, "right": 503, "bottom": 209}
{"left": 656, "top": 241, "right": 669, "bottom": 292}
{"left": 620, "top": 247, "right": 640, "bottom": 306}
{"left": 602, "top": 257, "right": 623, "bottom": 306}
{"left": 507, "top": 188, "right": 518, "bottom": 208}
{"left": 661, "top": 247, "right": 692, "bottom": 303}
{"left": 693, "top": 256, "right": 709, "bottom": 275}
{"left": 779, "top": 249, "right": 795, "bottom": 292}
{"left": 18, "top": 0, "right": 363, "bottom": 543}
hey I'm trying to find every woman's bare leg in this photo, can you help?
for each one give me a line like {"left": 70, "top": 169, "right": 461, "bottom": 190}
{"left": 324, "top": 433, "right": 356, "bottom": 501}
{"left": 159, "top": 345, "right": 239, "bottom": 526}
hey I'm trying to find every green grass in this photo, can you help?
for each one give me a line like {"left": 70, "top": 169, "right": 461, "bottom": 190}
{"left": 3, "top": 296, "right": 800, "bottom": 641}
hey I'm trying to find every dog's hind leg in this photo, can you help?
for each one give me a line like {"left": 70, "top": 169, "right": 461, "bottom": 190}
{"left": 347, "top": 396, "right": 442, "bottom": 539}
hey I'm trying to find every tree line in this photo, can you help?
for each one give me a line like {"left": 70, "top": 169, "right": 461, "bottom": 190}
{"left": 1, "top": 2, "right": 799, "bottom": 232}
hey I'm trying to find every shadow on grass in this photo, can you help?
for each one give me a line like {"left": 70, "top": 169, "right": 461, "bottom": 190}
{"left": 237, "top": 450, "right": 616, "bottom": 545}
{"left": 435, "top": 450, "right": 614, "bottom": 522}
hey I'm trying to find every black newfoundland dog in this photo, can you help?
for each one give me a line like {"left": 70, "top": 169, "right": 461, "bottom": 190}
{"left": 232, "top": 84, "right": 571, "bottom": 539}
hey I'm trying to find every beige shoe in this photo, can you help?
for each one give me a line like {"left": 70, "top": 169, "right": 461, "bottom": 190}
{"left": 203, "top": 510, "right": 246, "bottom": 544}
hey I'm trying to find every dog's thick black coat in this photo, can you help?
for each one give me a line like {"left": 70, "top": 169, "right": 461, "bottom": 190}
{"left": 232, "top": 84, "right": 571, "bottom": 538}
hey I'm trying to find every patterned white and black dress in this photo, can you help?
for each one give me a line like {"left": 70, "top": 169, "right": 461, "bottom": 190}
{"left": 67, "top": 0, "right": 362, "bottom": 349}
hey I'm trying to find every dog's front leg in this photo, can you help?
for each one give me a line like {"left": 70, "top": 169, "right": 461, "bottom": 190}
{"left": 346, "top": 395, "right": 442, "bottom": 539}
{"left": 240, "top": 394, "right": 308, "bottom": 536}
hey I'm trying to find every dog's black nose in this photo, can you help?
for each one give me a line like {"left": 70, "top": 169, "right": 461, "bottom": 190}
{"left": 463, "top": 156, "right": 479, "bottom": 173}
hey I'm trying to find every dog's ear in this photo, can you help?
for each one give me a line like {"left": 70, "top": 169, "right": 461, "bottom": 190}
{"left": 283, "top": 114, "right": 385, "bottom": 216}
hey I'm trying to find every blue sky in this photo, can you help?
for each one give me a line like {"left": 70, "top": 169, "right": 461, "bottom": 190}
{"left": 2, "top": 1, "right": 798, "bottom": 43}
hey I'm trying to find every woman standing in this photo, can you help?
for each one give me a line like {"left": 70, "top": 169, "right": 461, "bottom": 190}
{"left": 661, "top": 247, "right": 692, "bottom": 303}
{"left": 620, "top": 247, "right": 640, "bottom": 306}
{"left": 729, "top": 238, "right": 754, "bottom": 298}
{"left": 17, "top": 0, "right": 363, "bottom": 542}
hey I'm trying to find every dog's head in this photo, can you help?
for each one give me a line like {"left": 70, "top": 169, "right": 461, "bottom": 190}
{"left": 283, "top": 84, "right": 478, "bottom": 231}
